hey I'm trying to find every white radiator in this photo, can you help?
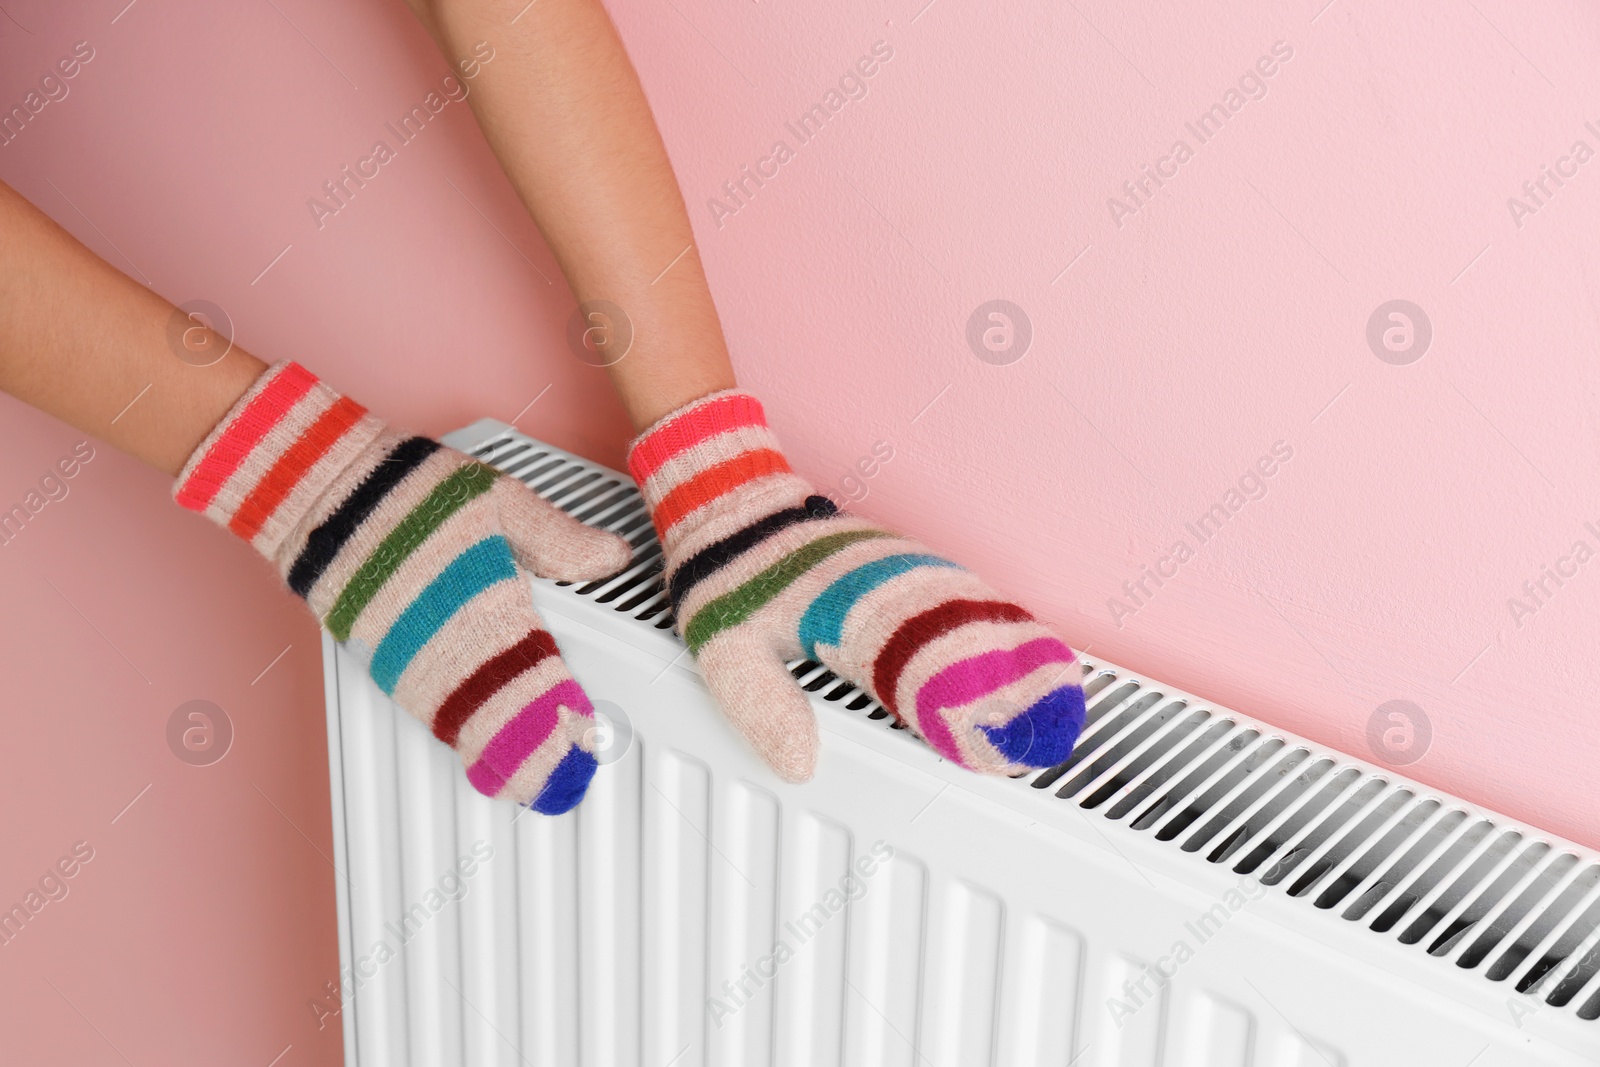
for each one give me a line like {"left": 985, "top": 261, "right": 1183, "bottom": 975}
{"left": 320, "top": 419, "right": 1600, "bottom": 1067}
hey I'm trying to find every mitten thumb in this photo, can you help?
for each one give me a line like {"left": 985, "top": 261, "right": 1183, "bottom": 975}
{"left": 695, "top": 627, "right": 820, "bottom": 783}
{"left": 492, "top": 476, "right": 633, "bottom": 581}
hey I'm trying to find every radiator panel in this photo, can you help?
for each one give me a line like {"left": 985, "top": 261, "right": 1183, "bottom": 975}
{"left": 319, "top": 421, "right": 1600, "bottom": 1067}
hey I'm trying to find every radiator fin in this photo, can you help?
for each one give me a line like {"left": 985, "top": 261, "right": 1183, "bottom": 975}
{"left": 842, "top": 848, "right": 927, "bottom": 1067}
{"left": 921, "top": 879, "right": 1004, "bottom": 1067}
{"left": 642, "top": 750, "right": 711, "bottom": 1066}
{"left": 1099, "top": 953, "right": 1167, "bottom": 1066}
{"left": 772, "top": 812, "right": 853, "bottom": 1067}
{"left": 994, "top": 916, "right": 1084, "bottom": 1067}
{"left": 1186, "top": 994, "right": 1254, "bottom": 1067}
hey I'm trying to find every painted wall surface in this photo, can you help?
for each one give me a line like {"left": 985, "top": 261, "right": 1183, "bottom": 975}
{"left": 1, "top": 0, "right": 1595, "bottom": 1061}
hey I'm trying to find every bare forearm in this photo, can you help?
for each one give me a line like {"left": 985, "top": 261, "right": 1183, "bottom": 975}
{"left": 0, "top": 181, "right": 263, "bottom": 476}
{"left": 408, "top": 0, "right": 735, "bottom": 430}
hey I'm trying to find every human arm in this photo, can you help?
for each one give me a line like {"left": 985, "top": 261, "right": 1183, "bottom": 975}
{"left": 403, "top": 0, "right": 736, "bottom": 431}
{"left": 0, "top": 178, "right": 265, "bottom": 475}
{"left": 0, "top": 177, "right": 631, "bottom": 813}
{"left": 405, "top": 0, "right": 1088, "bottom": 779}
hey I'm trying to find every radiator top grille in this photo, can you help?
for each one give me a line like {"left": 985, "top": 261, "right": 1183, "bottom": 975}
{"left": 472, "top": 430, "right": 1600, "bottom": 1026}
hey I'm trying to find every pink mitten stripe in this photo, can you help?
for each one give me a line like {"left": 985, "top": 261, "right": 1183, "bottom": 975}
{"left": 176, "top": 362, "right": 316, "bottom": 511}
{"left": 465, "top": 679, "right": 592, "bottom": 795}
{"left": 873, "top": 599, "right": 1035, "bottom": 719}
{"left": 432, "top": 629, "right": 558, "bottom": 746}
{"left": 627, "top": 392, "right": 767, "bottom": 485}
{"left": 914, "top": 637, "right": 1077, "bottom": 764}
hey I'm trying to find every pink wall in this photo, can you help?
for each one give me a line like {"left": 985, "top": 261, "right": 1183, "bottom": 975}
{"left": 2, "top": 0, "right": 1595, "bottom": 1060}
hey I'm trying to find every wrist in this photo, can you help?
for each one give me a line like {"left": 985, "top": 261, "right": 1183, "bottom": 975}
{"left": 173, "top": 361, "right": 384, "bottom": 559}
{"left": 626, "top": 389, "right": 817, "bottom": 557}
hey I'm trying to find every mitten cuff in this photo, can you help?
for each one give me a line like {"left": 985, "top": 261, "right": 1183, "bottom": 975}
{"left": 174, "top": 360, "right": 384, "bottom": 558}
{"left": 626, "top": 389, "right": 807, "bottom": 544}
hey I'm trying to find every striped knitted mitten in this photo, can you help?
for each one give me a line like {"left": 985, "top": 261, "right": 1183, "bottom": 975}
{"left": 175, "top": 361, "right": 632, "bottom": 814}
{"left": 627, "top": 390, "right": 1086, "bottom": 783}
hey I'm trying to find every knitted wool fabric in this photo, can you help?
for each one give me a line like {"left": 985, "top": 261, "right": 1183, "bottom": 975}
{"left": 175, "top": 361, "right": 632, "bottom": 814}
{"left": 627, "top": 390, "right": 1086, "bottom": 782}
